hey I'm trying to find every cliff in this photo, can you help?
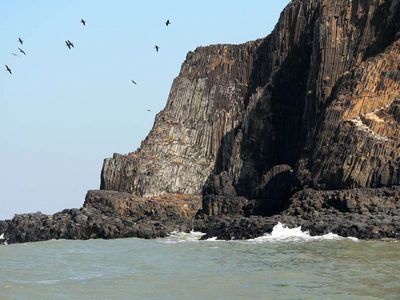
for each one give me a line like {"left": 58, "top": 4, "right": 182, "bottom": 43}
{"left": 101, "top": 0, "right": 400, "bottom": 215}
{"left": 1, "top": 0, "right": 399, "bottom": 244}
{"left": 101, "top": 42, "right": 259, "bottom": 196}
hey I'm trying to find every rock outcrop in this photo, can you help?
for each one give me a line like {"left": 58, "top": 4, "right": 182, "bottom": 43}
{"left": 0, "top": 191, "right": 201, "bottom": 244}
{"left": 101, "top": 42, "right": 259, "bottom": 196}
{"left": 1, "top": 0, "right": 399, "bottom": 244}
{"left": 101, "top": 0, "right": 400, "bottom": 215}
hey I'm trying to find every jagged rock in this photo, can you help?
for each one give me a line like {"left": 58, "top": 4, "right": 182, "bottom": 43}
{"left": 252, "top": 164, "right": 299, "bottom": 215}
{"left": 285, "top": 186, "right": 400, "bottom": 216}
{"left": 201, "top": 172, "right": 247, "bottom": 216}
{"left": 0, "top": 191, "right": 201, "bottom": 244}
{"left": 202, "top": 172, "right": 237, "bottom": 196}
{"left": 201, "top": 195, "right": 247, "bottom": 216}
{"left": 84, "top": 190, "right": 201, "bottom": 220}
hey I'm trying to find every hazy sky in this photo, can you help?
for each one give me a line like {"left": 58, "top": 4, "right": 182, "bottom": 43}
{"left": 0, "top": 0, "right": 290, "bottom": 219}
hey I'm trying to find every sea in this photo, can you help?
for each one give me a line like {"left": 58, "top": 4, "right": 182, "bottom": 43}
{"left": 0, "top": 223, "right": 399, "bottom": 300}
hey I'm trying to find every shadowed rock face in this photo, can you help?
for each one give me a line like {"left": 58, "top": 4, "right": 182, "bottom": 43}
{"left": 101, "top": 0, "right": 400, "bottom": 216}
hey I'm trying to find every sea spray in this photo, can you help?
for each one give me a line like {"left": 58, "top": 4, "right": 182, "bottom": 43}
{"left": 248, "top": 222, "right": 358, "bottom": 242}
{"left": 162, "top": 223, "right": 358, "bottom": 243}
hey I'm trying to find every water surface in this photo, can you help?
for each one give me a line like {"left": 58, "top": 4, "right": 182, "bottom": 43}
{"left": 0, "top": 226, "right": 399, "bottom": 299}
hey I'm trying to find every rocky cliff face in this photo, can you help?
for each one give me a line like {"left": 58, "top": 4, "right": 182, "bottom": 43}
{"left": 101, "top": 42, "right": 259, "bottom": 196}
{"left": 1, "top": 0, "right": 399, "bottom": 245}
{"left": 101, "top": 0, "right": 400, "bottom": 218}
{"left": 217, "top": 0, "right": 400, "bottom": 203}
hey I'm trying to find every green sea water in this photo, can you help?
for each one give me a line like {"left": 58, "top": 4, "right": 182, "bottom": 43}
{"left": 0, "top": 226, "right": 399, "bottom": 300}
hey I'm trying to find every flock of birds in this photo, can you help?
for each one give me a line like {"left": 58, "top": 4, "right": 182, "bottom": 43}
{"left": 4, "top": 18, "right": 172, "bottom": 93}
{"left": 5, "top": 37, "right": 26, "bottom": 74}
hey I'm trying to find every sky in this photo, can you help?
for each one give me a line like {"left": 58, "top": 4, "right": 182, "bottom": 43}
{"left": 0, "top": 0, "right": 290, "bottom": 219}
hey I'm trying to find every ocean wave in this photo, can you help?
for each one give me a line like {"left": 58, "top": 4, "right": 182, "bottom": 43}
{"left": 162, "top": 230, "right": 206, "bottom": 244}
{"left": 163, "top": 223, "right": 358, "bottom": 243}
{"left": 247, "top": 222, "right": 358, "bottom": 243}
{"left": 0, "top": 233, "right": 7, "bottom": 245}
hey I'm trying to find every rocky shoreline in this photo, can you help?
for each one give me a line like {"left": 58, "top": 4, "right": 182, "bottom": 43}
{"left": 1, "top": 186, "right": 399, "bottom": 245}
{"left": 197, "top": 186, "right": 400, "bottom": 240}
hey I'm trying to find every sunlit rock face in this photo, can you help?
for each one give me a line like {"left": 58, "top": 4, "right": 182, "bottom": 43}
{"left": 101, "top": 0, "right": 400, "bottom": 216}
{"left": 101, "top": 42, "right": 259, "bottom": 196}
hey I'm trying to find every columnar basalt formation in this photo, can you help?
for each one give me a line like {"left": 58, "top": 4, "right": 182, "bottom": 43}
{"left": 101, "top": 42, "right": 260, "bottom": 196}
{"left": 219, "top": 0, "right": 400, "bottom": 202}
{"left": 1, "top": 0, "right": 399, "bottom": 244}
{"left": 101, "top": 0, "right": 400, "bottom": 217}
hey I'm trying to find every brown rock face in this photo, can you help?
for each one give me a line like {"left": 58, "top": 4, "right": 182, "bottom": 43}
{"left": 84, "top": 190, "right": 201, "bottom": 220}
{"left": 101, "top": 43, "right": 259, "bottom": 196}
{"left": 101, "top": 0, "right": 400, "bottom": 216}
{"left": 307, "top": 43, "right": 400, "bottom": 189}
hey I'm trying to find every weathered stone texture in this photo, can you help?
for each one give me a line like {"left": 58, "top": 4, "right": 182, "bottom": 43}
{"left": 101, "top": 0, "right": 400, "bottom": 210}
{"left": 101, "top": 43, "right": 259, "bottom": 196}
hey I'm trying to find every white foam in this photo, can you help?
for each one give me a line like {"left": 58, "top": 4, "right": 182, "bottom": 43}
{"left": 161, "top": 223, "right": 358, "bottom": 244}
{"left": 69, "top": 274, "right": 103, "bottom": 281}
{"left": 0, "top": 233, "right": 4, "bottom": 240}
{"left": 247, "top": 222, "right": 358, "bottom": 243}
{"left": 162, "top": 230, "right": 205, "bottom": 244}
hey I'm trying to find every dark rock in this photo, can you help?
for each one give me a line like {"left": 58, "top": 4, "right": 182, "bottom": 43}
{"left": 0, "top": 191, "right": 200, "bottom": 244}
{"left": 252, "top": 164, "right": 299, "bottom": 216}
{"left": 201, "top": 172, "right": 248, "bottom": 216}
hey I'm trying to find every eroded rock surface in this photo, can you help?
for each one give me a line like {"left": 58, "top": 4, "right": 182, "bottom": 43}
{"left": 0, "top": 191, "right": 201, "bottom": 244}
{"left": 196, "top": 187, "right": 400, "bottom": 240}
{"left": 101, "top": 0, "right": 400, "bottom": 216}
{"left": 101, "top": 42, "right": 259, "bottom": 196}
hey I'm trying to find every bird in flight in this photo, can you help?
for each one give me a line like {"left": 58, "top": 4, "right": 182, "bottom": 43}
{"left": 131, "top": 80, "right": 137, "bottom": 85}
{"left": 165, "top": 19, "right": 171, "bottom": 26}
{"left": 154, "top": 45, "right": 160, "bottom": 52}
{"left": 18, "top": 38, "right": 23, "bottom": 45}
{"left": 10, "top": 53, "right": 19, "bottom": 57}
{"left": 81, "top": 19, "right": 86, "bottom": 26}
{"left": 18, "top": 48, "right": 26, "bottom": 55}
{"left": 5, "top": 65, "right": 12, "bottom": 74}
{"left": 65, "top": 40, "right": 74, "bottom": 49}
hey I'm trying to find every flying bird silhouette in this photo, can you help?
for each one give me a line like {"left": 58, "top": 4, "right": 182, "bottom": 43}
{"left": 5, "top": 65, "right": 12, "bottom": 74}
{"left": 10, "top": 53, "right": 19, "bottom": 57}
{"left": 154, "top": 45, "right": 160, "bottom": 52}
{"left": 65, "top": 40, "right": 74, "bottom": 49}
{"left": 18, "top": 38, "right": 23, "bottom": 45}
{"left": 131, "top": 80, "right": 137, "bottom": 85}
{"left": 165, "top": 19, "right": 171, "bottom": 26}
{"left": 18, "top": 48, "right": 26, "bottom": 55}
{"left": 81, "top": 19, "right": 86, "bottom": 26}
